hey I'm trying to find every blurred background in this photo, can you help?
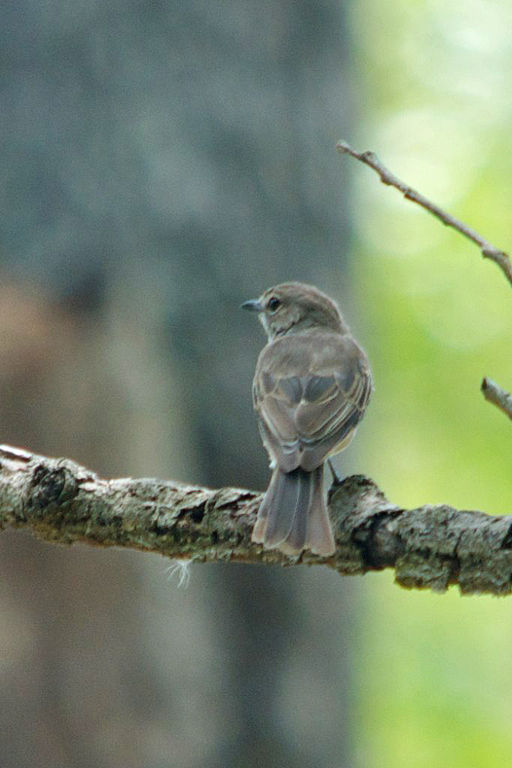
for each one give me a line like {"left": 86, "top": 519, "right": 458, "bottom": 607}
{"left": 1, "top": 0, "right": 511, "bottom": 766}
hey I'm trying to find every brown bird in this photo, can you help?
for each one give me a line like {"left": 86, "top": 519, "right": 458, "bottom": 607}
{"left": 242, "top": 282, "right": 372, "bottom": 557}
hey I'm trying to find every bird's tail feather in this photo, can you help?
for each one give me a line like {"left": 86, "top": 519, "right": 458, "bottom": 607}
{"left": 252, "top": 465, "right": 335, "bottom": 556}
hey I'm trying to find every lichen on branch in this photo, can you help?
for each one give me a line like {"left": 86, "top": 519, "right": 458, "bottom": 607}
{"left": 1, "top": 445, "right": 512, "bottom": 596}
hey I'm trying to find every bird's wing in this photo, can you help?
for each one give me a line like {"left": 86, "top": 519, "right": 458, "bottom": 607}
{"left": 254, "top": 333, "right": 372, "bottom": 472}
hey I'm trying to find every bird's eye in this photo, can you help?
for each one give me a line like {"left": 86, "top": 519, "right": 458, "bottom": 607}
{"left": 267, "top": 297, "right": 281, "bottom": 312}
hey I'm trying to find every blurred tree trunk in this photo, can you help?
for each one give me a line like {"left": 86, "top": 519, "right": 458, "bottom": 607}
{"left": 0, "top": 1, "right": 356, "bottom": 766}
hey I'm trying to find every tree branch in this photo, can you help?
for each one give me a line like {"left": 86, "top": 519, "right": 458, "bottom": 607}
{"left": 337, "top": 139, "right": 512, "bottom": 422}
{"left": 2, "top": 444, "right": 512, "bottom": 596}
{"left": 481, "top": 378, "right": 512, "bottom": 421}
{"left": 336, "top": 140, "right": 512, "bottom": 287}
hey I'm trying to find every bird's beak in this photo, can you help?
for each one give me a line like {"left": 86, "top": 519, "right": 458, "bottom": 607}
{"left": 241, "top": 299, "right": 264, "bottom": 313}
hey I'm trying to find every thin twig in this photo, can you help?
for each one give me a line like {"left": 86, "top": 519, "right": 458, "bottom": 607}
{"left": 481, "top": 378, "right": 512, "bottom": 421}
{"left": 336, "top": 140, "right": 512, "bottom": 287}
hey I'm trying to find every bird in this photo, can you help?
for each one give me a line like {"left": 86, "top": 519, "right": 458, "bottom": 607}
{"left": 242, "top": 282, "right": 372, "bottom": 557}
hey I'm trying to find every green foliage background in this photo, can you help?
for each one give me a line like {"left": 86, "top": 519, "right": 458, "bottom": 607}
{"left": 347, "top": 1, "right": 512, "bottom": 764}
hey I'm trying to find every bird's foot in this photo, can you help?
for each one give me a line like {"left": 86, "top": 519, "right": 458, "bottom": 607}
{"left": 327, "top": 459, "right": 344, "bottom": 486}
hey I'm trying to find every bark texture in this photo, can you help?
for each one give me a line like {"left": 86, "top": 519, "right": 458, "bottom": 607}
{"left": 1, "top": 444, "right": 511, "bottom": 595}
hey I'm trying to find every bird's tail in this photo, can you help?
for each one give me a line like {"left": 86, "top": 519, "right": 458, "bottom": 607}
{"left": 252, "top": 465, "right": 335, "bottom": 556}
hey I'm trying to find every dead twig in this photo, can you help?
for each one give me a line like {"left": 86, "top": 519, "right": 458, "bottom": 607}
{"left": 481, "top": 378, "right": 512, "bottom": 421}
{"left": 336, "top": 140, "right": 512, "bottom": 287}
{"left": 337, "top": 139, "right": 512, "bottom": 422}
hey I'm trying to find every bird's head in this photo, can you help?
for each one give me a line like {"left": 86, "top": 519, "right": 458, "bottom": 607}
{"left": 242, "top": 282, "right": 347, "bottom": 340}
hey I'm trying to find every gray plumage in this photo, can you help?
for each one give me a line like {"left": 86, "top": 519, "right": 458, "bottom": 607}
{"left": 243, "top": 282, "right": 372, "bottom": 557}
